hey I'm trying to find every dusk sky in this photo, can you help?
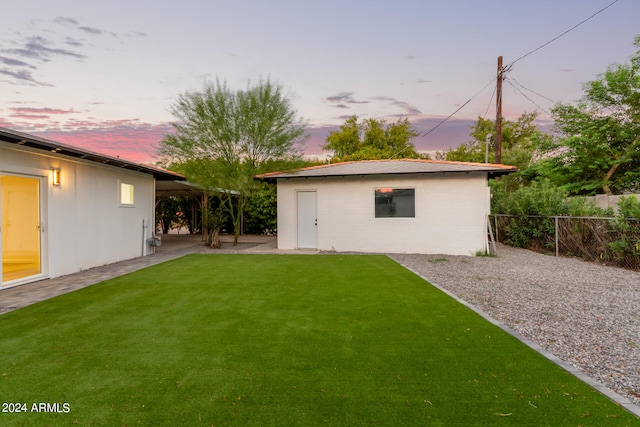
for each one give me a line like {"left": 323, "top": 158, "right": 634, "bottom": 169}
{"left": 1, "top": 0, "right": 639, "bottom": 163}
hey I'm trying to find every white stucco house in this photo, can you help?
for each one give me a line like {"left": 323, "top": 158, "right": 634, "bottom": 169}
{"left": 255, "top": 159, "right": 517, "bottom": 255}
{"left": 0, "top": 127, "right": 185, "bottom": 289}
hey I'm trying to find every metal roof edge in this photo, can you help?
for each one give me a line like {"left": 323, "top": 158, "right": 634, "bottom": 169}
{"left": 0, "top": 127, "right": 184, "bottom": 181}
{"left": 254, "top": 159, "right": 518, "bottom": 182}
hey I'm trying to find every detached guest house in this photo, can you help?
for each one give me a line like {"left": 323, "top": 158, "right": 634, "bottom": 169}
{"left": 0, "top": 127, "right": 183, "bottom": 289}
{"left": 256, "top": 159, "right": 517, "bottom": 255}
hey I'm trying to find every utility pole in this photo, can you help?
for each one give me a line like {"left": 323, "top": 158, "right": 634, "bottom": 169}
{"left": 495, "top": 55, "right": 503, "bottom": 164}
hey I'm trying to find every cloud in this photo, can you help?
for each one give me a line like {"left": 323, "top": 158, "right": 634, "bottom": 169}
{"left": 405, "top": 55, "right": 420, "bottom": 60}
{"left": 325, "top": 93, "right": 421, "bottom": 116}
{"left": 416, "top": 79, "right": 433, "bottom": 84}
{"left": 55, "top": 16, "right": 119, "bottom": 37}
{"left": 325, "top": 92, "right": 354, "bottom": 103}
{"left": 54, "top": 16, "right": 79, "bottom": 26}
{"left": 0, "top": 56, "right": 35, "bottom": 68}
{"left": 325, "top": 92, "right": 370, "bottom": 107}
{"left": 47, "top": 121, "right": 173, "bottom": 163}
{"left": 55, "top": 15, "right": 145, "bottom": 38}
{"left": 1, "top": 16, "right": 146, "bottom": 86}
{"left": 0, "top": 68, "right": 51, "bottom": 86}
{"left": 5, "top": 119, "right": 174, "bottom": 164}
{"left": 79, "top": 26, "right": 117, "bottom": 37}
{"left": 11, "top": 114, "right": 50, "bottom": 120}
{"left": 4, "top": 35, "right": 87, "bottom": 61}
{"left": 15, "top": 118, "right": 477, "bottom": 160}
{"left": 78, "top": 26, "right": 103, "bottom": 35}
{"left": 372, "top": 96, "right": 422, "bottom": 116}
{"left": 64, "top": 36, "right": 83, "bottom": 47}
{"left": 0, "top": 33, "right": 84, "bottom": 85}
{"left": 9, "top": 107, "right": 78, "bottom": 119}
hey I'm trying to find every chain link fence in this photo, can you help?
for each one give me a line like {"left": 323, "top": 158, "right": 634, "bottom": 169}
{"left": 491, "top": 214, "right": 640, "bottom": 271}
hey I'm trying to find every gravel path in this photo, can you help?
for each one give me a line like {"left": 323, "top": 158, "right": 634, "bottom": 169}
{"left": 389, "top": 243, "right": 640, "bottom": 407}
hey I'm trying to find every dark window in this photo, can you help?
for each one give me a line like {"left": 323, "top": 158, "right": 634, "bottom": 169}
{"left": 375, "top": 188, "right": 415, "bottom": 218}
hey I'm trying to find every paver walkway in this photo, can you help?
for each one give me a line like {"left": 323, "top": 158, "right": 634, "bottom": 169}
{"left": 0, "top": 234, "right": 298, "bottom": 315}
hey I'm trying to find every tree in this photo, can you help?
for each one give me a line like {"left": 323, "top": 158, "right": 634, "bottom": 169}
{"left": 156, "top": 197, "right": 181, "bottom": 234}
{"left": 437, "top": 112, "right": 548, "bottom": 191}
{"left": 159, "top": 79, "right": 307, "bottom": 245}
{"left": 323, "top": 115, "right": 424, "bottom": 162}
{"left": 438, "top": 112, "right": 541, "bottom": 164}
{"left": 534, "top": 36, "right": 640, "bottom": 195}
{"left": 155, "top": 196, "right": 202, "bottom": 234}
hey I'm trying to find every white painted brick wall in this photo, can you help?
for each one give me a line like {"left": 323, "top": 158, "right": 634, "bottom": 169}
{"left": 276, "top": 173, "right": 490, "bottom": 255}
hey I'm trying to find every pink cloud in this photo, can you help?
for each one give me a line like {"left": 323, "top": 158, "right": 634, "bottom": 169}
{"left": 36, "top": 122, "right": 174, "bottom": 164}
{"left": 11, "top": 107, "right": 78, "bottom": 115}
{"left": 11, "top": 114, "right": 50, "bottom": 120}
{"left": 1, "top": 118, "right": 173, "bottom": 164}
{"left": 2, "top": 116, "right": 480, "bottom": 164}
{"left": 8, "top": 107, "right": 79, "bottom": 121}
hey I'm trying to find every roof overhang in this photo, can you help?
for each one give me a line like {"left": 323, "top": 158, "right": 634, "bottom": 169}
{"left": 255, "top": 159, "right": 518, "bottom": 182}
{"left": 155, "top": 180, "right": 240, "bottom": 198}
{"left": 0, "top": 126, "right": 184, "bottom": 181}
{"left": 156, "top": 180, "right": 203, "bottom": 198}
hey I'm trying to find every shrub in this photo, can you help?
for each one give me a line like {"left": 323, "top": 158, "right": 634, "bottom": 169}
{"left": 493, "top": 180, "right": 611, "bottom": 250}
{"left": 606, "top": 196, "right": 640, "bottom": 264}
{"left": 243, "top": 182, "right": 277, "bottom": 234}
{"left": 617, "top": 195, "right": 640, "bottom": 219}
{"left": 493, "top": 179, "right": 612, "bottom": 217}
{"left": 493, "top": 180, "right": 568, "bottom": 216}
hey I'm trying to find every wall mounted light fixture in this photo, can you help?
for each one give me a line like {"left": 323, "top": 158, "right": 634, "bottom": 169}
{"left": 52, "top": 168, "right": 61, "bottom": 186}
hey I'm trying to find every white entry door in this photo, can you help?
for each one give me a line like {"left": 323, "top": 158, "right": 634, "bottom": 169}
{"left": 297, "top": 191, "right": 317, "bottom": 249}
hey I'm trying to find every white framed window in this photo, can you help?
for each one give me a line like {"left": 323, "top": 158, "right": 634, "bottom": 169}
{"left": 375, "top": 188, "right": 415, "bottom": 218}
{"left": 119, "top": 182, "right": 135, "bottom": 206}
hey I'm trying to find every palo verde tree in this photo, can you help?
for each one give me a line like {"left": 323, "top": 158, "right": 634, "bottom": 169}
{"left": 533, "top": 35, "right": 640, "bottom": 195}
{"left": 323, "top": 115, "right": 424, "bottom": 162}
{"left": 159, "top": 78, "right": 307, "bottom": 245}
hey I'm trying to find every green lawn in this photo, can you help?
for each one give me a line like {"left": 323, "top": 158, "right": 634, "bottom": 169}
{"left": 0, "top": 254, "right": 637, "bottom": 426}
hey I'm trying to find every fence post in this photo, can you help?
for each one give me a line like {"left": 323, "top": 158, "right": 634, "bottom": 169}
{"left": 555, "top": 216, "right": 559, "bottom": 257}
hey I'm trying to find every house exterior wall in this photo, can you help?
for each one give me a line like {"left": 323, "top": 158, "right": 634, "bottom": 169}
{"left": 277, "top": 173, "right": 491, "bottom": 255}
{"left": 0, "top": 142, "right": 156, "bottom": 283}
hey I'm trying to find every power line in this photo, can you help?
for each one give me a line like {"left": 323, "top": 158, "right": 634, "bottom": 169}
{"left": 509, "top": 78, "right": 556, "bottom": 104}
{"left": 420, "top": 77, "right": 495, "bottom": 138}
{"left": 418, "top": 0, "right": 619, "bottom": 141}
{"left": 507, "top": 0, "right": 621, "bottom": 68}
{"left": 482, "top": 85, "right": 497, "bottom": 120}
{"left": 505, "top": 79, "right": 549, "bottom": 115}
